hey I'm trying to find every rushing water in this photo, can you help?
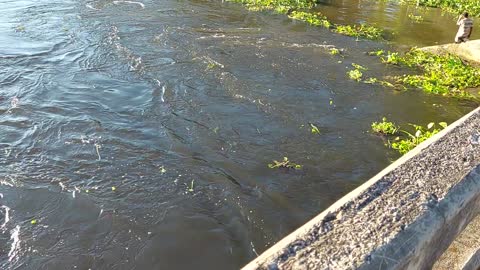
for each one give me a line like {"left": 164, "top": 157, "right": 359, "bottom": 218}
{"left": 0, "top": 0, "right": 477, "bottom": 269}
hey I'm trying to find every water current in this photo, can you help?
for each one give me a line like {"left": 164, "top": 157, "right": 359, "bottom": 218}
{"left": 0, "top": 0, "right": 478, "bottom": 269}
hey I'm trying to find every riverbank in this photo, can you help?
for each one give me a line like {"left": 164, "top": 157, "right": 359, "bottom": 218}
{"left": 420, "top": 39, "right": 480, "bottom": 65}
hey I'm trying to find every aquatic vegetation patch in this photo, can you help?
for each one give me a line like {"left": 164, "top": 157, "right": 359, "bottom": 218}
{"left": 378, "top": 49, "right": 480, "bottom": 96}
{"left": 363, "top": 77, "right": 395, "bottom": 88}
{"left": 347, "top": 63, "right": 366, "bottom": 81}
{"left": 391, "top": 122, "right": 448, "bottom": 154}
{"left": 329, "top": 48, "right": 340, "bottom": 55}
{"left": 288, "top": 11, "right": 331, "bottom": 28}
{"left": 268, "top": 157, "right": 302, "bottom": 169}
{"left": 226, "top": 0, "right": 383, "bottom": 40}
{"left": 348, "top": 69, "right": 363, "bottom": 81}
{"left": 372, "top": 118, "right": 448, "bottom": 154}
{"left": 334, "top": 24, "right": 383, "bottom": 40}
{"left": 403, "top": 0, "right": 480, "bottom": 17}
{"left": 371, "top": 117, "right": 399, "bottom": 135}
{"left": 227, "top": 0, "right": 315, "bottom": 12}
{"left": 408, "top": 13, "right": 424, "bottom": 22}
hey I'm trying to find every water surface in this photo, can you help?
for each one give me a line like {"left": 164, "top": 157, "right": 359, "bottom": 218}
{"left": 0, "top": 0, "right": 477, "bottom": 269}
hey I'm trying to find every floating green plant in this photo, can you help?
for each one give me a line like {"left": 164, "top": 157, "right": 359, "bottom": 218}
{"left": 227, "top": 0, "right": 315, "bottom": 12}
{"left": 402, "top": 0, "right": 480, "bottom": 17}
{"left": 188, "top": 180, "right": 194, "bottom": 192}
{"left": 363, "top": 77, "right": 395, "bottom": 88}
{"left": 207, "top": 62, "right": 217, "bottom": 69}
{"left": 374, "top": 49, "right": 480, "bottom": 97}
{"left": 334, "top": 24, "right": 383, "bottom": 39}
{"left": 408, "top": 13, "right": 424, "bottom": 22}
{"left": 372, "top": 118, "right": 448, "bottom": 155}
{"left": 368, "top": 49, "right": 385, "bottom": 56}
{"left": 268, "top": 157, "right": 302, "bottom": 169}
{"left": 391, "top": 122, "right": 447, "bottom": 154}
{"left": 371, "top": 117, "right": 399, "bottom": 135}
{"left": 289, "top": 11, "right": 331, "bottom": 28}
{"left": 348, "top": 69, "right": 363, "bottom": 81}
{"left": 329, "top": 48, "right": 340, "bottom": 55}
{"left": 309, "top": 123, "right": 320, "bottom": 134}
{"left": 347, "top": 63, "right": 367, "bottom": 81}
{"left": 226, "top": 0, "right": 383, "bottom": 40}
{"left": 381, "top": 52, "right": 401, "bottom": 65}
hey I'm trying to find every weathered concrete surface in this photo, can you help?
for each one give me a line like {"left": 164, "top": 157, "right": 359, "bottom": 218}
{"left": 433, "top": 214, "right": 480, "bottom": 270}
{"left": 243, "top": 107, "right": 480, "bottom": 270}
{"left": 420, "top": 39, "right": 480, "bottom": 64}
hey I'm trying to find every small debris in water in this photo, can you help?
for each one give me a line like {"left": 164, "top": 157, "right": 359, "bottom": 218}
{"left": 30, "top": 219, "right": 37, "bottom": 225}
{"left": 95, "top": 143, "right": 102, "bottom": 160}
{"left": 15, "top": 26, "right": 25, "bottom": 32}
{"left": 309, "top": 123, "right": 320, "bottom": 134}
{"left": 112, "top": 186, "right": 117, "bottom": 191}
{"left": 188, "top": 180, "right": 194, "bottom": 192}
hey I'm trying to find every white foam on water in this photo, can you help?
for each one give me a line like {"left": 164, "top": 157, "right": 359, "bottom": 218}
{"left": 0, "top": 180, "right": 14, "bottom": 187}
{"left": 1, "top": 205, "right": 10, "bottom": 230}
{"left": 113, "top": 1, "right": 145, "bottom": 8}
{"left": 8, "top": 225, "right": 21, "bottom": 262}
{"left": 160, "top": 85, "right": 166, "bottom": 103}
{"left": 85, "top": 4, "right": 100, "bottom": 10}
{"left": 10, "top": 97, "right": 19, "bottom": 108}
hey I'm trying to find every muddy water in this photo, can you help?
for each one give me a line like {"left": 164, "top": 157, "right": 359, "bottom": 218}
{"left": 0, "top": 0, "right": 477, "bottom": 269}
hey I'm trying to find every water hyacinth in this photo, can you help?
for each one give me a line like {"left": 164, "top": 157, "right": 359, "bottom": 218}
{"left": 226, "top": 0, "right": 383, "bottom": 40}
{"left": 378, "top": 49, "right": 480, "bottom": 97}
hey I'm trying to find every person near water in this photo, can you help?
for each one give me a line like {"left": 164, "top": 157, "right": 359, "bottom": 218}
{"left": 455, "top": 12, "right": 474, "bottom": 43}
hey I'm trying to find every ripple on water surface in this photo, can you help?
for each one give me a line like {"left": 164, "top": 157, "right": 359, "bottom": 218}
{"left": 0, "top": 0, "right": 478, "bottom": 269}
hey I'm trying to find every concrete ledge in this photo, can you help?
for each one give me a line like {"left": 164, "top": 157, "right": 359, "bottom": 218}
{"left": 434, "top": 214, "right": 480, "bottom": 270}
{"left": 243, "top": 107, "right": 480, "bottom": 270}
{"left": 463, "top": 247, "right": 480, "bottom": 270}
{"left": 420, "top": 40, "right": 480, "bottom": 64}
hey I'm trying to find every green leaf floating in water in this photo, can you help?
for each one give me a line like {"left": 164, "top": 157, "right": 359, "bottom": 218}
{"left": 268, "top": 157, "right": 302, "bottom": 169}
{"left": 309, "top": 123, "right": 320, "bottom": 134}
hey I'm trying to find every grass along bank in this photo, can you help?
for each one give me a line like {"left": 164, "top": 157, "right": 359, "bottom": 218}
{"left": 226, "top": 0, "right": 383, "bottom": 39}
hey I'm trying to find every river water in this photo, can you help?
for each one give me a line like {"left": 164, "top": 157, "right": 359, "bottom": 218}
{"left": 0, "top": 0, "right": 477, "bottom": 269}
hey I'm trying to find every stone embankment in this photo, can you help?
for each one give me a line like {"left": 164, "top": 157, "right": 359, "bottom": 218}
{"left": 243, "top": 107, "right": 480, "bottom": 270}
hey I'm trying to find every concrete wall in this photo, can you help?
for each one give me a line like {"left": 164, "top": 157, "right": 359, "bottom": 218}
{"left": 434, "top": 214, "right": 480, "bottom": 270}
{"left": 243, "top": 107, "right": 480, "bottom": 270}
